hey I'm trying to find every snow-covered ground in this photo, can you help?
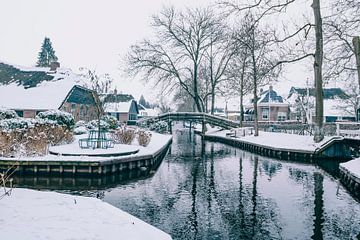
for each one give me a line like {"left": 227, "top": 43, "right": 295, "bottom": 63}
{"left": 0, "top": 132, "right": 172, "bottom": 162}
{"left": 207, "top": 129, "right": 331, "bottom": 152}
{"left": 0, "top": 188, "right": 172, "bottom": 240}
{"left": 340, "top": 158, "right": 360, "bottom": 179}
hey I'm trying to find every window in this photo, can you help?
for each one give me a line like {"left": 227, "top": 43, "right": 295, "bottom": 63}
{"left": 262, "top": 108, "right": 269, "bottom": 120}
{"left": 129, "top": 113, "right": 137, "bottom": 121}
{"left": 277, "top": 112, "right": 287, "bottom": 121}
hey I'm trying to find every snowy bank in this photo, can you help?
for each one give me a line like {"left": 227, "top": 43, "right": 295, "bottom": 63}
{"left": 0, "top": 188, "right": 172, "bottom": 240}
{"left": 340, "top": 158, "right": 360, "bottom": 179}
{"left": 0, "top": 132, "right": 171, "bottom": 162}
{"left": 207, "top": 130, "right": 331, "bottom": 153}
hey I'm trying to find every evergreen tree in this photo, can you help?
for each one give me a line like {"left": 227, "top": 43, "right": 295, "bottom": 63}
{"left": 36, "top": 37, "right": 58, "bottom": 67}
{"left": 139, "top": 95, "right": 150, "bottom": 108}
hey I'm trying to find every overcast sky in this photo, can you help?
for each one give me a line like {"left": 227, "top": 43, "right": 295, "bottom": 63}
{"left": 0, "top": 0, "right": 318, "bottom": 107}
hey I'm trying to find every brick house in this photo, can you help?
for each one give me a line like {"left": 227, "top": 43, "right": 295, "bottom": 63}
{"left": 103, "top": 93, "right": 139, "bottom": 125}
{"left": 248, "top": 86, "right": 290, "bottom": 122}
{"left": 0, "top": 61, "right": 98, "bottom": 121}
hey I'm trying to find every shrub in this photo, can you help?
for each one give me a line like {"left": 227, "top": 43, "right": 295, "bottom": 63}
{"left": 0, "top": 108, "right": 18, "bottom": 120}
{"left": 136, "top": 129, "right": 152, "bottom": 147}
{"left": 73, "top": 126, "right": 88, "bottom": 135}
{"left": 149, "top": 121, "right": 168, "bottom": 133}
{"left": 112, "top": 126, "right": 136, "bottom": 145}
{"left": 86, "top": 119, "right": 109, "bottom": 131}
{"left": 75, "top": 120, "right": 86, "bottom": 128}
{"left": 37, "top": 110, "right": 75, "bottom": 130}
{"left": 0, "top": 118, "right": 74, "bottom": 157}
{"left": 102, "top": 115, "right": 120, "bottom": 130}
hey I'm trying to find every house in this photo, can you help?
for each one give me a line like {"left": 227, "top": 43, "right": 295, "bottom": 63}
{"left": 103, "top": 93, "right": 139, "bottom": 125}
{"left": 251, "top": 86, "right": 290, "bottom": 122}
{"left": 287, "top": 87, "right": 356, "bottom": 122}
{"left": 138, "top": 104, "right": 161, "bottom": 118}
{"left": 0, "top": 61, "right": 98, "bottom": 122}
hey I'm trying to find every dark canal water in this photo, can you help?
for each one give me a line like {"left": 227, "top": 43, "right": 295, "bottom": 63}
{"left": 15, "top": 128, "right": 360, "bottom": 239}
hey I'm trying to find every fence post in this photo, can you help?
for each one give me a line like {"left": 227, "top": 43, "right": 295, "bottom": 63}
{"left": 336, "top": 122, "right": 340, "bottom": 136}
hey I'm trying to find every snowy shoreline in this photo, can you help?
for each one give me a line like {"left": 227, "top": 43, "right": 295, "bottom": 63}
{"left": 0, "top": 132, "right": 171, "bottom": 163}
{"left": 0, "top": 188, "right": 172, "bottom": 240}
{"left": 205, "top": 129, "right": 330, "bottom": 153}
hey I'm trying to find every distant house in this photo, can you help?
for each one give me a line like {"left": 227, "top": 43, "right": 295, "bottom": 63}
{"left": 287, "top": 87, "right": 355, "bottom": 122}
{"left": 138, "top": 104, "right": 161, "bottom": 118}
{"left": 103, "top": 93, "right": 139, "bottom": 125}
{"left": 0, "top": 61, "right": 98, "bottom": 121}
{"left": 253, "top": 86, "right": 289, "bottom": 122}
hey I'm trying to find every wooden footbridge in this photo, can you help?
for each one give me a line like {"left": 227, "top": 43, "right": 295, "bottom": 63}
{"left": 139, "top": 112, "right": 239, "bottom": 132}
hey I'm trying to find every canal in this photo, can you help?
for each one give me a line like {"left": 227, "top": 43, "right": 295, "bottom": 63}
{"left": 14, "top": 127, "right": 360, "bottom": 239}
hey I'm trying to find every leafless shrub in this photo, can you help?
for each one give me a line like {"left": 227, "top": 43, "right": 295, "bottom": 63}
{"left": 112, "top": 126, "right": 136, "bottom": 145}
{"left": 0, "top": 165, "right": 16, "bottom": 200}
{"left": 137, "top": 129, "right": 152, "bottom": 147}
{"left": 0, "top": 122, "right": 74, "bottom": 157}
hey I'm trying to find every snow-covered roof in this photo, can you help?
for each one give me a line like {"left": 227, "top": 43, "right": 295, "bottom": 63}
{"left": 0, "top": 62, "right": 87, "bottom": 110}
{"left": 323, "top": 99, "right": 354, "bottom": 117}
{"left": 140, "top": 107, "right": 161, "bottom": 117}
{"left": 258, "top": 87, "right": 287, "bottom": 105}
{"left": 104, "top": 101, "right": 132, "bottom": 113}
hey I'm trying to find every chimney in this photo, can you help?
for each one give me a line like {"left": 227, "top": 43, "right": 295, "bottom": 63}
{"left": 114, "top": 88, "right": 118, "bottom": 95}
{"left": 269, "top": 85, "right": 273, "bottom": 91}
{"left": 50, "top": 62, "right": 60, "bottom": 71}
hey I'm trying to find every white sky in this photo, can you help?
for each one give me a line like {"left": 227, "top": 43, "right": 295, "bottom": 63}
{"left": 0, "top": 0, "right": 318, "bottom": 107}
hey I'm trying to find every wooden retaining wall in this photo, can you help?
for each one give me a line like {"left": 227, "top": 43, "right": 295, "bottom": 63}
{"left": 203, "top": 134, "right": 317, "bottom": 162}
{"left": 0, "top": 139, "right": 172, "bottom": 176}
{"left": 339, "top": 166, "right": 360, "bottom": 199}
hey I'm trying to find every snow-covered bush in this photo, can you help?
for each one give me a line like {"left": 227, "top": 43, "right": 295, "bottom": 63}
{"left": 0, "top": 108, "right": 18, "bottom": 120}
{"left": 149, "top": 121, "right": 168, "bottom": 133}
{"left": 75, "top": 120, "right": 86, "bottom": 128}
{"left": 0, "top": 118, "right": 73, "bottom": 157}
{"left": 102, "top": 115, "right": 120, "bottom": 130}
{"left": 37, "top": 110, "right": 75, "bottom": 130}
{"left": 136, "top": 129, "right": 152, "bottom": 147}
{"left": 112, "top": 126, "right": 136, "bottom": 145}
{"left": 73, "top": 126, "right": 88, "bottom": 135}
{"left": 86, "top": 119, "right": 109, "bottom": 131}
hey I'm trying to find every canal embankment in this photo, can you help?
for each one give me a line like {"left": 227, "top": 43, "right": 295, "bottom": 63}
{"left": 340, "top": 159, "right": 360, "bottom": 199}
{"left": 201, "top": 129, "right": 349, "bottom": 161}
{"left": 0, "top": 188, "right": 172, "bottom": 240}
{"left": 0, "top": 132, "right": 172, "bottom": 175}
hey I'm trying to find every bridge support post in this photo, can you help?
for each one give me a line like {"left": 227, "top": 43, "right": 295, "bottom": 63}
{"left": 202, "top": 120, "right": 206, "bottom": 135}
{"left": 168, "top": 121, "right": 172, "bottom": 134}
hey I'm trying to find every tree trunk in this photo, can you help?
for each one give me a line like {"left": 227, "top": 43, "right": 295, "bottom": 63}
{"left": 252, "top": 49, "right": 259, "bottom": 136}
{"left": 240, "top": 91, "right": 244, "bottom": 127}
{"left": 312, "top": 0, "right": 324, "bottom": 143}
{"left": 210, "top": 87, "right": 216, "bottom": 115}
{"left": 353, "top": 36, "right": 360, "bottom": 91}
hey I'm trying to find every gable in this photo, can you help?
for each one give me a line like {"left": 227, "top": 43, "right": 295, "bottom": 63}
{"left": 64, "top": 86, "right": 96, "bottom": 105}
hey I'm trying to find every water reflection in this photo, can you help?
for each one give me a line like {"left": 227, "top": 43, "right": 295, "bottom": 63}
{"left": 11, "top": 127, "right": 360, "bottom": 239}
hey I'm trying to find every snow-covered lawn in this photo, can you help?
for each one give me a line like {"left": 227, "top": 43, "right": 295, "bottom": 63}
{"left": 340, "top": 158, "right": 360, "bottom": 179}
{"left": 207, "top": 130, "right": 331, "bottom": 152}
{"left": 0, "top": 132, "right": 172, "bottom": 162}
{"left": 0, "top": 188, "right": 172, "bottom": 240}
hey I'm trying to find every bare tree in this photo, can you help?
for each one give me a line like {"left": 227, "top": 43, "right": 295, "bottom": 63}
{"left": 200, "top": 28, "right": 236, "bottom": 114}
{"left": 220, "top": 0, "right": 328, "bottom": 142}
{"left": 232, "top": 13, "right": 281, "bottom": 136}
{"left": 80, "top": 68, "right": 113, "bottom": 148}
{"left": 126, "top": 7, "right": 223, "bottom": 112}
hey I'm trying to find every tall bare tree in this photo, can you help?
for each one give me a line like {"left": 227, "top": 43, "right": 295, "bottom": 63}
{"left": 232, "top": 14, "right": 281, "bottom": 136}
{"left": 200, "top": 29, "right": 236, "bottom": 114}
{"left": 220, "top": 0, "right": 327, "bottom": 142}
{"left": 126, "top": 7, "right": 223, "bottom": 112}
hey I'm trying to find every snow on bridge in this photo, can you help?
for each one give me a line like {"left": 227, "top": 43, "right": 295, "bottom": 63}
{"left": 139, "top": 112, "right": 239, "bottom": 130}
